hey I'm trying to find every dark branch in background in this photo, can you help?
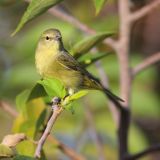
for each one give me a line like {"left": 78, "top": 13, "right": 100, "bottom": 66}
{"left": 130, "top": 0, "right": 160, "bottom": 22}
{"left": 132, "top": 52, "right": 160, "bottom": 76}
{"left": 125, "top": 144, "right": 160, "bottom": 160}
{"left": 35, "top": 97, "right": 63, "bottom": 158}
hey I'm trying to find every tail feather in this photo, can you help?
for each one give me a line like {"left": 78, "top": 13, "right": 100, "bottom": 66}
{"left": 103, "top": 88, "right": 124, "bottom": 102}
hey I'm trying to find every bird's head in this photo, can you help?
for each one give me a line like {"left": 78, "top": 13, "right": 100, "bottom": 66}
{"left": 38, "top": 28, "right": 64, "bottom": 51}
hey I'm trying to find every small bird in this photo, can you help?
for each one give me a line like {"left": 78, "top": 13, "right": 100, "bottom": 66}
{"left": 35, "top": 28, "right": 123, "bottom": 104}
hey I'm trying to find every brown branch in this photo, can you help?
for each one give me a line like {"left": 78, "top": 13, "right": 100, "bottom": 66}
{"left": 0, "top": 99, "right": 83, "bottom": 160}
{"left": 125, "top": 144, "right": 160, "bottom": 160}
{"left": 48, "top": 7, "right": 117, "bottom": 49}
{"left": 116, "top": 1, "right": 131, "bottom": 159}
{"left": 48, "top": 136, "right": 85, "bottom": 160}
{"left": 49, "top": 7, "right": 95, "bottom": 35}
{"left": 132, "top": 52, "right": 160, "bottom": 76}
{"left": 130, "top": 0, "right": 160, "bottom": 22}
{"left": 0, "top": 100, "right": 18, "bottom": 117}
{"left": 35, "top": 97, "right": 63, "bottom": 158}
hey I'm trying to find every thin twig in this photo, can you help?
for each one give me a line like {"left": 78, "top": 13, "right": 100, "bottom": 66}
{"left": 48, "top": 7, "right": 117, "bottom": 49}
{"left": 125, "top": 144, "right": 160, "bottom": 160}
{"left": 0, "top": 100, "right": 18, "bottom": 117}
{"left": 35, "top": 97, "right": 63, "bottom": 158}
{"left": 130, "top": 0, "right": 160, "bottom": 23}
{"left": 0, "top": 99, "right": 83, "bottom": 160}
{"left": 132, "top": 52, "right": 160, "bottom": 76}
{"left": 48, "top": 136, "right": 85, "bottom": 160}
{"left": 91, "top": 49, "right": 120, "bottom": 125}
{"left": 49, "top": 7, "right": 95, "bottom": 35}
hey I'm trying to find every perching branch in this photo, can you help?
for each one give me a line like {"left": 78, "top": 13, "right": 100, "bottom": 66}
{"left": 130, "top": 0, "right": 160, "bottom": 23}
{"left": 132, "top": 52, "right": 160, "bottom": 76}
{"left": 125, "top": 144, "right": 160, "bottom": 160}
{"left": 0, "top": 99, "right": 84, "bottom": 160}
{"left": 35, "top": 97, "right": 63, "bottom": 158}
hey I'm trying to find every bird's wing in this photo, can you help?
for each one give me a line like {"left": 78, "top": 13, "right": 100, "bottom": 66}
{"left": 57, "top": 51, "right": 84, "bottom": 72}
{"left": 57, "top": 51, "right": 101, "bottom": 83}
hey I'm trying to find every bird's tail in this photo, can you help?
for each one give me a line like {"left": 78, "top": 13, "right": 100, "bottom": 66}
{"left": 103, "top": 88, "right": 124, "bottom": 103}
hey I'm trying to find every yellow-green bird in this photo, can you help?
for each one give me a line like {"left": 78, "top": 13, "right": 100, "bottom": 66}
{"left": 35, "top": 28, "right": 123, "bottom": 104}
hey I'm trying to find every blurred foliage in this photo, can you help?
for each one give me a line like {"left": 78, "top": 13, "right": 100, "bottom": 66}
{"left": 0, "top": 0, "right": 159, "bottom": 160}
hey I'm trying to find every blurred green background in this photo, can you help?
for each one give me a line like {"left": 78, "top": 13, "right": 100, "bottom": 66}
{"left": 0, "top": 0, "right": 160, "bottom": 160}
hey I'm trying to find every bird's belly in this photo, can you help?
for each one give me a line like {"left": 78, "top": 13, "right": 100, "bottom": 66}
{"left": 60, "top": 71, "right": 81, "bottom": 89}
{"left": 46, "top": 61, "right": 82, "bottom": 89}
{"left": 36, "top": 53, "right": 82, "bottom": 89}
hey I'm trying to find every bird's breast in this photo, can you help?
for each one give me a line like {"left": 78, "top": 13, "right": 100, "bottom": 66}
{"left": 35, "top": 48, "right": 82, "bottom": 89}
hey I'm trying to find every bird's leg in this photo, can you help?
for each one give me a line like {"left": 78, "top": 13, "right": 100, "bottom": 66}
{"left": 46, "top": 97, "right": 61, "bottom": 107}
{"left": 63, "top": 88, "right": 75, "bottom": 100}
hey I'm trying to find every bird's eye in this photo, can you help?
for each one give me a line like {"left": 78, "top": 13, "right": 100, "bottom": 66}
{"left": 46, "top": 36, "right": 49, "bottom": 40}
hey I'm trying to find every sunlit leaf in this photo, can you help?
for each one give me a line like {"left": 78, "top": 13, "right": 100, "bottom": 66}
{"left": 72, "top": 32, "right": 114, "bottom": 58}
{"left": 13, "top": 98, "right": 46, "bottom": 138}
{"left": 16, "top": 90, "right": 30, "bottom": 113}
{"left": 93, "top": 0, "right": 107, "bottom": 15}
{"left": 16, "top": 140, "right": 35, "bottom": 157}
{"left": 69, "top": 90, "right": 88, "bottom": 101}
{"left": 12, "top": 0, "right": 63, "bottom": 36}
{"left": 38, "top": 78, "right": 66, "bottom": 98}
{"left": 0, "top": 144, "right": 14, "bottom": 158}
{"left": 12, "top": 114, "right": 26, "bottom": 133}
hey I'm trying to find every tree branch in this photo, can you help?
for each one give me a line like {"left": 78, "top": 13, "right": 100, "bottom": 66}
{"left": 48, "top": 136, "right": 85, "bottom": 160}
{"left": 34, "top": 97, "right": 63, "bottom": 158}
{"left": 48, "top": 6, "right": 117, "bottom": 49}
{"left": 125, "top": 144, "right": 160, "bottom": 160}
{"left": 0, "top": 99, "right": 84, "bottom": 160}
{"left": 0, "top": 100, "right": 18, "bottom": 117}
{"left": 116, "top": 1, "right": 131, "bottom": 159}
{"left": 132, "top": 52, "right": 160, "bottom": 76}
{"left": 130, "top": 0, "right": 160, "bottom": 23}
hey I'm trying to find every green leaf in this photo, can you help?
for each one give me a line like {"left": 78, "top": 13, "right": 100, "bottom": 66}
{"left": 16, "top": 90, "right": 30, "bottom": 113}
{"left": 38, "top": 78, "right": 66, "bottom": 98}
{"left": 79, "top": 52, "right": 110, "bottom": 67}
{"left": 69, "top": 90, "right": 88, "bottom": 101}
{"left": 16, "top": 140, "right": 35, "bottom": 157}
{"left": 93, "top": 0, "right": 107, "bottom": 15}
{"left": 13, "top": 155, "right": 35, "bottom": 160}
{"left": 0, "top": 144, "right": 14, "bottom": 158}
{"left": 27, "top": 83, "right": 47, "bottom": 101}
{"left": 72, "top": 32, "right": 114, "bottom": 58}
{"left": 12, "top": 0, "right": 63, "bottom": 36}
{"left": 62, "top": 90, "right": 88, "bottom": 107}
{"left": 35, "top": 109, "right": 47, "bottom": 134}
